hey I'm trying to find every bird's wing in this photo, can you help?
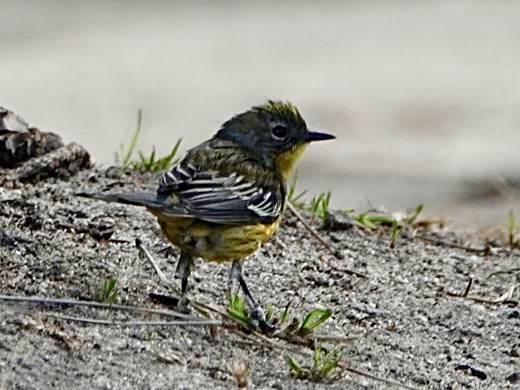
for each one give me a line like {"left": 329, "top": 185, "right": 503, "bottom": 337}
{"left": 156, "top": 162, "right": 284, "bottom": 225}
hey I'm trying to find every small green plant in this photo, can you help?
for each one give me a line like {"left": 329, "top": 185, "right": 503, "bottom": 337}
{"left": 352, "top": 210, "right": 394, "bottom": 229}
{"left": 296, "top": 308, "right": 332, "bottom": 337}
{"left": 308, "top": 191, "right": 331, "bottom": 219}
{"left": 131, "top": 139, "right": 181, "bottom": 172}
{"left": 352, "top": 204, "right": 424, "bottom": 248}
{"left": 407, "top": 203, "right": 424, "bottom": 225}
{"left": 227, "top": 293, "right": 250, "bottom": 325}
{"left": 286, "top": 172, "right": 332, "bottom": 219}
{"left": 287, "top": 172, "right": 307, "bottom": 207}
{"left": 285, "top": 343, "right": 342, "bottom": 382}
{"left": 390, "top": 219, "right": 399, "bottom": 249}
{"left": 353, "top": 204, "right": 423, "bottom": 230}
{"left": 92, "top": 277, "right": 118, "bottom": 304}
{"left": 227, "top": 294, "right": 332, "bottom": 339}
{"left": 117, "top": 109, "right": 143, "bottom": 168}
{"left": 116, "top": 110, "right": 182, "bottom": 172}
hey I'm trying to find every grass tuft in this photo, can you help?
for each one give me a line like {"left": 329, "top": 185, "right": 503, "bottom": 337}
{"left": 288, "top": 172, "right": 307, "bottom": 207}
{"left": 287, "top": 172, "right": 331, "bottom": 219}
{"left": 352, "top": 203, "right": 425, "bottom": 248}
{"left": 309, "top": 191, "right": 331, "bottom": 219}
{"left": 227, "top": 293, "right": 251, "bottom": 325}
{"left": 92, "top": 277, "right": 118, "bottom": 304}
{"left": 227, "top": 294, "right": 332, "bottom": 341}
{"left": 132, "top": 139, "right": 181, "bottom": 172}
{"left": 285, "top": 343, "right": 342, "bottom": 382}
{"left": 227, "top": 294, "right": 340, "bottom": 381}
{"left": 116, "top": 110, "right": 181, "bottom": 172}
{"left": 297, "top": 308, "right": 332, "bottom": 337}
{"left": 117, "top": 109, "right": 143, "bottom": 168}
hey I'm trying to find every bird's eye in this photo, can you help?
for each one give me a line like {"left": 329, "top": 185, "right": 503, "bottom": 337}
{"left": 271, "top": 125, "right": 288, "bottom": 140}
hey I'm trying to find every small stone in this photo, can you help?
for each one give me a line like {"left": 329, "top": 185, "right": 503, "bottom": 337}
{"left": 322, "top": 209, "right": 354, "bottom": 231}
{"left": 0, "top": 106, "right": 63, "bottom": 168}
{"left": 506, "top": 372, "right": 519, "bottom": 384}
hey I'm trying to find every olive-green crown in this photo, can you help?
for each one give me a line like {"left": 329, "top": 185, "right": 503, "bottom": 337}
{"left": 216, "top": 100, "right": 307, "bottom": 141}
{"left": 251, "top": 100, "right": 304, "bottom": 124}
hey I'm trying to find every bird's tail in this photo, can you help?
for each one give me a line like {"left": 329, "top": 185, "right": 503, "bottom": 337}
{"left": 77, "top": 191, "right": 166, "bottom": 209}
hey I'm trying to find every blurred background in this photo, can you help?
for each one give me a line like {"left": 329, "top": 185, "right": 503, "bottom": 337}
{"left": 1, "top": 0, "right": 520, "bottom": 230}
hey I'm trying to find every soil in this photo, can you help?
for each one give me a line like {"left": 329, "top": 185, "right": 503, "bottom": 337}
{"left": 0, "top": 158, "right": 519, "bottom": 389}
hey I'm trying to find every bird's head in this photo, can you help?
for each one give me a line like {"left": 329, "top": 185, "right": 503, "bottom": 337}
{"left": 215, "top": 101, "right": 335, "bottom": 180}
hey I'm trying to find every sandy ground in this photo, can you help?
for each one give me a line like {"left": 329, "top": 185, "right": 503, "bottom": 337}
{"left": 2, "top": 1, "right": 520, "bottom": 228}
{"left": 0, "top": 140, "right": 518, "bottom": 389}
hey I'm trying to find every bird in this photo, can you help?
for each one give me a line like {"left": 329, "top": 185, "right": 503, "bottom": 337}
{"left": 81, "top": 101, "right": 335, "bottom": 331}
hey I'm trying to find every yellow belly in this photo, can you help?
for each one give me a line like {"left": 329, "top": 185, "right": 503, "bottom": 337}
{"left": 150, "top": 211, "right": 281, "bottom": 263}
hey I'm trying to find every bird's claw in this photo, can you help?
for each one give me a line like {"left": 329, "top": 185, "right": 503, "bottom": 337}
{"left": 250, "top": 306, "right": 276, "bottom": 334}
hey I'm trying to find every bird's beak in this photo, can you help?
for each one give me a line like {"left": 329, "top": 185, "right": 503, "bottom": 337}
{"left": 305, "top": 130, "right": 336, "bottom": 142}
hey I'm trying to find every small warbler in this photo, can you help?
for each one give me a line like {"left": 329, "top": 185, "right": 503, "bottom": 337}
{"left": 83, "top": 101, "right": 335, "bottom": 331}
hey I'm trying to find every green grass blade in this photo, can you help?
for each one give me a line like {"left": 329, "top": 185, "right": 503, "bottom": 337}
{"left": 390, "top": 219, "right": 398, "bottom": 248}
{"left": 407, "top": 203, "right": 424, "bottom": 225}
{"left": 320, "top": 347, "right": 342, "bottom": 377}
{"left": 298, "top": 308, "right": 332, "bottom": 335}
{"left": 284, "top": 355, "right": 305, "bottom": 378}
{"left": 121, "top": 109, "right": 142, "bottom": 168}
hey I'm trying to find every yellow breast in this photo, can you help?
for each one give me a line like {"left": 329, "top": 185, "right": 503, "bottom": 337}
{"left": 152, "top": 213, "right": 281, "bottom": 263}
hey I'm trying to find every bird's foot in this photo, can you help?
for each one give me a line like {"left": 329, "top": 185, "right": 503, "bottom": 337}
{"left": 249, "top": 305, "right": 276, "bottom": 334}
{"left": 176, "top": 295, "right": 191, "bottom": 314}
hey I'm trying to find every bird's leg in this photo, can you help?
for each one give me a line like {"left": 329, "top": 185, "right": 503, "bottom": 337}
{"left": 230, "top": 260, "right": 257, "bottom": 308}
{"left": 175, "top": 251, "right": 194, "bottom": 313}
{"left": 230, "top": 260, "right": 275, "bottom": 333}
